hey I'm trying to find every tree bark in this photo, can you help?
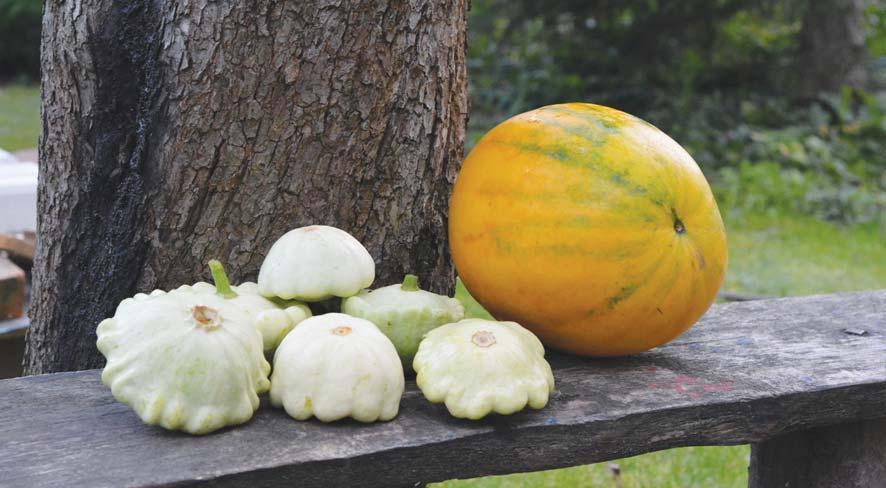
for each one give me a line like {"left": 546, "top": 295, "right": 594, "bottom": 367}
{"left": 26, "top": 0, "right": 468, "bottom": 375}
{"left": 796, "top": 0, "right": 867, "bottom": 96}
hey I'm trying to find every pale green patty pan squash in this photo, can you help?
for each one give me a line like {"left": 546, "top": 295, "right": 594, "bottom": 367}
{"left": 413, "top": 318, "right": 555, "bottom": 419}
{"left": 225, "top": 281, "right": 311, "bottom": 355}
{"left": 258, "top": 225, "right": 375, "bottom": 302}
{"left": 270, "top": 313, "right": 404, "bottom": 423}
{"left": 96, "top": 261, "right": 272, "bottom": 435}
{"left": 204, "top": 261, "right": 311, "bottom": 355}
{"left": 341, "top": 274, "right": 464, "bottom": 366}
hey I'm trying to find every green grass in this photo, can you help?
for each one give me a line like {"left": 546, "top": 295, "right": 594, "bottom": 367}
{"left": 433, "top": 446, "right": 750, "bottom": 488}
{"left": 722, "top": 211, "right": 886, "bottom": 297}
{"left": 0, "top": 83, "right": 39, "bottom": 151}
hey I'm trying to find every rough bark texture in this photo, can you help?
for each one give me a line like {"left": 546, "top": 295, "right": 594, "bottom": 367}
{"left": 797, "top": 0, "right": 867, "bottom": 95}
{"left": 749, "top": 419, "right": 886, "bottom": 488}
{"left": 27, "top": 0, "right": 468, "bottom": 374}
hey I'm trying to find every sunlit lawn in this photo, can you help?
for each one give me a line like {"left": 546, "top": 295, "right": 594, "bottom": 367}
{"left": 723, "top": 211, "right": 886, "bottom": 296}
{"left": 2, "top": 82, "right": 885, "bottom": 487}
{"left": 435, "top": 446, "right": 750, "bottom": 488}
{"left": 0, "top": 83, "right": 40, "bottom": 151}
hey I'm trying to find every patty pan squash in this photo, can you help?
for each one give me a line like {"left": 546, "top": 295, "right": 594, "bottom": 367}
{"left": 413, "top": 318, "right": 555, "bottom": 419}
{"left": 341, "top": 274, "right": 464, "bottom": 366}
{"left": 96, "top": 262, "right": 271, "bottom": 435}
{"left": 235, "top": 282, "right": 311, "bottom": 355}
{"left": 258, "top": 225, "right": 375, "bottom": 301}
{"left": 270, "top": 313, "right": 404, "bottom": 422}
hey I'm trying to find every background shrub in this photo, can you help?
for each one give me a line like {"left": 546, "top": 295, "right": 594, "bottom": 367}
{"left": 0, "top": 0, "right": 41, "bottom": 81}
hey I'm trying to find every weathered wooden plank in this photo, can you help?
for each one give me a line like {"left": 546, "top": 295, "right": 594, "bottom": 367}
{"left": 0, "top": 256, "right": 25, "bottom": 320}
{"left": 1, "top": 290, "right": 884, "bottom": 488}
{"left": 748, "top": 418, "right": 886, "bottom": 488}
{"left": 0, "top": 233, "right": 35, "bottom": 264}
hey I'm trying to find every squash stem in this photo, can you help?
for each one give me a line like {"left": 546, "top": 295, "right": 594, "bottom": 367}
{"left": 208, "top": 259, "right": 238, "bottom": 299}
{"left": 401, "top": 274, "right": 420, "bottom": 291}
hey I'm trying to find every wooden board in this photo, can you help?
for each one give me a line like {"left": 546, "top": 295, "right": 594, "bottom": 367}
{"left": 1, "top": 290, "right": 884, "bottom": 488}
{"left": 0, "top": 233, "right": 35, "bottom": 264}
{"left": 749, "top": 418, "right": 886, "bottom": 488}
{"left": 0, "top": 257, "right": 25, "bottom": 320}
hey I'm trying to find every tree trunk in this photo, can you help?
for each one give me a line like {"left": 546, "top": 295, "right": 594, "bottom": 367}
{"left": 796, "top": 0, "right": 867, "bottom": 95}
{"left": 26, "top": 0, "right": 468, "bottom": 375}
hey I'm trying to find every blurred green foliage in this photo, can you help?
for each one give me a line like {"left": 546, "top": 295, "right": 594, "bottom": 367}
{"left": 866, "top": 2, "right": 886, "bottom": 56}
{"left": 468, "top": 0, "right": 803, "bottom": 119}
{"left": 669, "top": 89, "right": 886, "bottom": 225}
{"left": 0, "top": 0, "right": 41, "bottom": 80}
{"left": 468, "top": 0, "right": 886, "bottom": 226}
{"left": 2, "top": 1, "right": 884, "bottom": 225}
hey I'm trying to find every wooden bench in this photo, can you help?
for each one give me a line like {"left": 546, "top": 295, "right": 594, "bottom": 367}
{"left": 2, "top": 290, "right": 884, "bottom": 487}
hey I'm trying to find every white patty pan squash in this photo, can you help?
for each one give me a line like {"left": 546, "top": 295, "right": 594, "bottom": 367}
{"left": 96, "top": 262, "right": 271, "bottom": 435}
{"left": 224, "top": 279, "right": 312, "bottom": 355}
{"left": 258, "top": 225, "right": 375, "bottom": 302}
{"left": 341, "top": 274, "right": 464, "bottom": 365}
{"left": 194, "top": 261, "right": 311, "bottom": 355}
{"left": 413, "top": 319, "right": 555, "bottom": 420}
{"left": 270, "top": 313, "right": 404, "bottom": 422}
